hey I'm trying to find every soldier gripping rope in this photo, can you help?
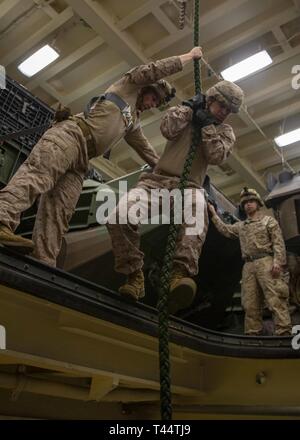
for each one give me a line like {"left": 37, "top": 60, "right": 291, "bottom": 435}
{"left": 107, "top": 79, "right": 244, "bottom": 314}
{"left": 0, "top": 47, "right": 203, "bottom": 266}
{"left": 208, "top": 188, "right": 292, "bottom": 336}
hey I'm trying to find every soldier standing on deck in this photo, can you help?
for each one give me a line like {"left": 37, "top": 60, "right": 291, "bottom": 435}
{"left": 208, "top": 188, "right": 292, "bottom": 336}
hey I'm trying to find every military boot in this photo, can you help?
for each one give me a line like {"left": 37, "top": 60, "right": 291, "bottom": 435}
{"left": 119, "top": 269, "right": 145, "bottom": 301}
{"left": 0, "top": 224, "right": 34, "bottom": 250}
{"left": 168, "top": 265, "right": 197, "bottom": 314}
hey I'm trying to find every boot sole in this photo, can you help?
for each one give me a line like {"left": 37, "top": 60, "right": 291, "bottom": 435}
{"left": 168, "top": 279, "right": 196, "bottom": 315}
{"left": 118, "top": 287, "right": 145, "bottom": 302}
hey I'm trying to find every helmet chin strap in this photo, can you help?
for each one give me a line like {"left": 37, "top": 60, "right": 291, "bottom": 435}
{"left": 136, "top": 92, "right": 143, "bottom": 111}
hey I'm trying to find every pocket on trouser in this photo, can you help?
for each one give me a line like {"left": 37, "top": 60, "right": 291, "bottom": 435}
{"left": 42, "top": 134, "right": 77, "bottom": 169}
{"left": 274, "top": 277, "right": 290, "bottom": 299}
{"left": 29, "top": 138, "right": 71, "bottom": 173}
{"left": 241, "top": 269, "right": 256, "bottom": 311}
{"left": 240, "top": 292, "right": 246, "bottom": 309}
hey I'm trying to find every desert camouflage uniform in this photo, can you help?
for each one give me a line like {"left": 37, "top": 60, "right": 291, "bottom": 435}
{"left": 107, "top": 105, "right": 235, "bottom": 276}
{"left": 211, "top": 213, "right": 292, "bottom": 335}
{"left": 0, "top": 56, "right": 182, "bottom": 266}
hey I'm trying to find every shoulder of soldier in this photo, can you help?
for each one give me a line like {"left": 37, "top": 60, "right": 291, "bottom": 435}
{"left": 105, "top": 76, "right": 127, "bottom": 94}
{"left": 219, "top": 122, "right": 233, "bottom": 130}
{"left": 239, "top": 219, "right": 248, "bottom": 228}
{"left": 217, "top": 122, "right": 235, "bottom": 138}
{"left": 263, "top": 215, "right": 280, "bottom": 227}
{"left": 123, "top": 66, "right": 138, "bottom": 78}
{"left": 167, "top": 104, "right": 193, "bottom": 118}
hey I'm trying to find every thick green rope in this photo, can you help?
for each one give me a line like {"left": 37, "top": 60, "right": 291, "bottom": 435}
{"left": 157, "top": 0, "right": 201, "bottom": 421}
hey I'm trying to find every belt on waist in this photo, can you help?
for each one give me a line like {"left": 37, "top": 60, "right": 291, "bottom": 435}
{"left": 74, "top": 118, "right": 97, "bottom": 159}
{"left": 244, "top": 252, "right": 274, "bottom": 262}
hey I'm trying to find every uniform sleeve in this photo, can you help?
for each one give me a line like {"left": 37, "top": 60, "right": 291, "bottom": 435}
{"left": 211, "top": 214, "right": 240, "bottom": 239}
{"left": 201, "top": 124, "right": 235, "bottom": 165}
{"left": 267, "top": 217, "right": 287, "bottom": 266}
{"left": 160, "top": 105, "right": 193, "bottom": 140}
{"left": 124, "top": 125, "right": 159, "bottom": 168}
{"left": 125, "top": 56, "right": 183, "bottom": 86}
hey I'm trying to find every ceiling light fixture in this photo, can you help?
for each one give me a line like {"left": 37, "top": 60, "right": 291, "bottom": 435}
{"left": 18, "top": 44, "right": 59, "bottom": 77}
{"left": 275, "top": 128, "right": 300, "bottom": 147}
{"left": 221, "top": 50, "right": 272, "bottom": 82}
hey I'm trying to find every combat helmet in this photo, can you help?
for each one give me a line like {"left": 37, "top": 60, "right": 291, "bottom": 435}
{"left": 142, "top": 80, "right": 176, "bottom": 106}
{"left": 206, "top": 80, "right": 244, "bottom": 113}
{"left": 240, "top": 187, "right": 264, "bottom": 208}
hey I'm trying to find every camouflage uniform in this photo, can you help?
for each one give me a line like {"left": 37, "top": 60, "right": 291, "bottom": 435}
{"left": 0, "top": 56, "right": 182, "bottom": 266}
{"left": 211, "top": 213, "right": 292, "bottom": 335}
{"left": 107, "top": 104, "right": 236, "bottom": 276}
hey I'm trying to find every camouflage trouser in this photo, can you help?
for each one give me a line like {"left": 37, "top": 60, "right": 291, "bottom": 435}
{"left": 0, "top": 121, "right": 89, "bottom": 266}
{"left": 242, "top": 256, "right": 292, "bottom": 335}
{"left": 106, "top": 172, "right": 209, "bottom": 276}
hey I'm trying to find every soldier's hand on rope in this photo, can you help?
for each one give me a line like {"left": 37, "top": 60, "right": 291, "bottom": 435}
{"left": 193, "top": 108, "right": 219, "bottom": 128}
{"left": 190, "top": 46, "right": 203, "bottom": 60}
{"left": 182, "top": 94, "right": 219, "bottom": 127}
{"left": 207, "top": 202, "right": 217, "bottom": 217}
{"left": 271, "top": 262, "right": 282, "bottom": 278}
{"left": 179, "top": 47, "right": 203, "bottom": 65}
{"left": 182, "top": 93, "right": 205, "bottom": 111}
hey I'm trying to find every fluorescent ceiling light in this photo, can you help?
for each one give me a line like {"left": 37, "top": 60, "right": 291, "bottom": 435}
{"left": 221, "top": 50, "right": 272, "bottom": 82}
{"left": 275, "top": 128, "right": 300, "bottom": 147}
{"left": 18, "top": 45, "right": 59, "bottom": 77}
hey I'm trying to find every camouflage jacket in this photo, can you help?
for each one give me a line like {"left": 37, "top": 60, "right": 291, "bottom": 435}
{"left": 76, "top": 56, "right": 183, "bottom": 166}
{"left": 211, "top": 213, "right": 286, "bottom": 266}
{"left": 155, "top": 105, "right": 235, "bottom": 186}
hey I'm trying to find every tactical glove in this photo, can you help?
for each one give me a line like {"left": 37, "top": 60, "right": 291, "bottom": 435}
{"left": 182, "top": 94, "right": 218, "bottom": 127}
{"left": 182, "top": 93, "right": 206, "bottom": 111}
{"left": 193, "top": 108, "right": 219, "bottom": 128}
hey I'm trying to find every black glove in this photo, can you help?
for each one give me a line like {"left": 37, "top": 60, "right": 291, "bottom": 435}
{"left": 207, "top": 197, "right": 217, "bottom": 210}
{"left": 193, "top": 108, "right": 219, "bottom": 128}
{"left": 182, "top": 93, "right": 206, "bottom": 111}
{"left": 182, "top": 94, "right": 218, "bottom": 128}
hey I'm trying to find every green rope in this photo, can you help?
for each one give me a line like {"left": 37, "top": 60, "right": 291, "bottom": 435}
{"left": 178, "top": 1, "right": 187, "bottom": 30}
{"left": 157, "top": 0, "right": 201, "bottom": 421}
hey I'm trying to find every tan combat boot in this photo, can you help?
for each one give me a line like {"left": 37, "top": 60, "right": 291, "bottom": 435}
{"left": 119, "top": 269, "right": 145, "bottom": 301}
{"left": 168, "top": 265, "right": 197, "bottom": 314}
{"left": 0, "top": 224, "right": 34, "bottom": 250}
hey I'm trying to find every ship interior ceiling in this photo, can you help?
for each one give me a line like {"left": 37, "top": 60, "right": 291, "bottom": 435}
{"left": 1, "top": 0, "right": 300, "bottom": 196}
{"left": 1, "top": 0, "right": 300, "bottom": 420}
